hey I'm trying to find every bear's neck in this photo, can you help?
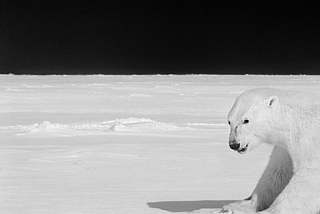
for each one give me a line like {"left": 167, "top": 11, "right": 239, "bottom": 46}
{"left": 280, "top": 104, "right": 320, "bottom": 171}
{"left": 285, "top": 126, "right": 320, "bottom": 172}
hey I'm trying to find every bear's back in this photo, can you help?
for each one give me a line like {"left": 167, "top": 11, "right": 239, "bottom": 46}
{"left": 245, "top": 88, "right": 320, "bottom": 109}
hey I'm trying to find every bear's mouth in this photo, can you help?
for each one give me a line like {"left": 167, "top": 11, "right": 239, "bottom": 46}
{"left": 238, "top": 144, "right": 248, "bottom": 154}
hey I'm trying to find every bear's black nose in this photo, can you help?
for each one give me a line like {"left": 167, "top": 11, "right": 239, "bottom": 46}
{"left": 229, "top": 141, "right": 240, "bottom": 151}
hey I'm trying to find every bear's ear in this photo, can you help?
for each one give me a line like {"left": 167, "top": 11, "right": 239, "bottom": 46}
{"left": 264, "top": 95, "right": 278, "bottom": 109}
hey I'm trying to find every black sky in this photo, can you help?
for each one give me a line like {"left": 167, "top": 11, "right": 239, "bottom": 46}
{"left": 1, "top": 1, "right": 320, "bottom": 75}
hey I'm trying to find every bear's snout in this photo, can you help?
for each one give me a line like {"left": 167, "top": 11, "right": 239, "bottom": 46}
{"left": 229, "top": 139, "right": 240, "bottom": 151}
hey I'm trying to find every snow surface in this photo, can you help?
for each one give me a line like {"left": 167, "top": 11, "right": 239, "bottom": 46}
{"left": 1, "top": 75, "right": 320, "bottom": 213}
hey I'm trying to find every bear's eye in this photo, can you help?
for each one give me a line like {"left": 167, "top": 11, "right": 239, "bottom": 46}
{"left": 227, "top": 121, "right": 231, "bottom": 125}
{"left": 242, "top": 119, "right": 249, "bottom": 124}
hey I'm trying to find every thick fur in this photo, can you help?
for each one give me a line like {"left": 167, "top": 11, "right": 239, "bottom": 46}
{"left": 222, "top": 88, "right": 320, "bottom": 214}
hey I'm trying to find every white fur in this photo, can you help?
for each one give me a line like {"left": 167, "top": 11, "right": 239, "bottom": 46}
{"left": 223, "top": 88, "right": 320, "bottom": 214}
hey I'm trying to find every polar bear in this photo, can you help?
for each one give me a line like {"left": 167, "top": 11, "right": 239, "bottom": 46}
{"left": 221, "top": 88, "right": 320, "bottom": 214}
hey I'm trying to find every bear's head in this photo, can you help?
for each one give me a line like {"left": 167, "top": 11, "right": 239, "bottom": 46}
{"left": 227, "top": 89, "right": 280, "bottom": 154}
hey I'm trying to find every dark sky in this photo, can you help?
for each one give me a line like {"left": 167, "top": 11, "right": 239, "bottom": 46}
{"left": 1, "top": 1, "right": 320, "bottom": 75}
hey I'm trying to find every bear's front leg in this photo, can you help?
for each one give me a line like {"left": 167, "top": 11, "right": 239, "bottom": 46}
{"left": 221, "top": 198, "right": 256, "bottom": 213}
{"left": 222, "top": 146, "right": 293, "bottom": 213}
{"left": 258, "top": 170, "right": 320, "bottom": 214}
{"left": 220, "top": 171, "right": 320, "bottom": 214}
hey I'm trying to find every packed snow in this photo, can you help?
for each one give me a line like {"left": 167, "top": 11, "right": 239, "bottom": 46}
{"left": 1, "top": 75, "right": 320, "bottom": 213}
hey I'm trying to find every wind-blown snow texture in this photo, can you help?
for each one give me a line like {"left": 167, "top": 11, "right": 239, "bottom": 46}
{"left": 1, "top": 75, "right": 320, "bottom": 213}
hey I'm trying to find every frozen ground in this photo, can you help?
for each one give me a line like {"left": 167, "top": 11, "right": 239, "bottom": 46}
{"left": 1, "top": 74, "right": 320, "bottom": 214}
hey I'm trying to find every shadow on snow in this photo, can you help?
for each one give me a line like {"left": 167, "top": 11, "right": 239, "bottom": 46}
{"left": 147, "top": 200, "right": 238, "bottom": 212}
